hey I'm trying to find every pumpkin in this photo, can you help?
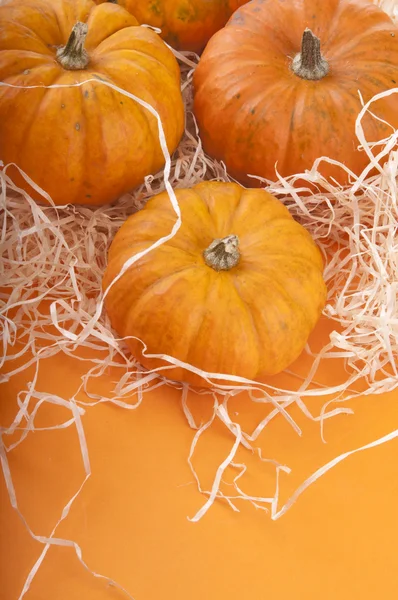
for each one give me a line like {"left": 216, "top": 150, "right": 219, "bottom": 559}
{"left": 193, "top": 0, "right": 398, "bottom": 186}
{"left": 0, "top": 0, "right": 184, "bottom": 206}
{"left": 102, "top": 182, "right": 327, "bottom": 387}
{"left": 96, "top": 0, "right": 248, "bottom": 54}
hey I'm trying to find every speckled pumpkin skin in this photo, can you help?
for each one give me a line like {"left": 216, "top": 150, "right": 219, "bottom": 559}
{"left": 193, "top": 0, "right": 398, "bottom": 185}
{"left": 102, "top": 182, "right": 327, "bottom": 388}
{"left": 0, "top": 0, "right": 184, "bottom": 206}
{"left": 98, "top": 0, "right": 248, "bottom": 53}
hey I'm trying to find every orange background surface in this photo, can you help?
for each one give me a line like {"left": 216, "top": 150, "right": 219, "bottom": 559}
{"left": 1, "top": 323, "right": 398, "bottom": 600}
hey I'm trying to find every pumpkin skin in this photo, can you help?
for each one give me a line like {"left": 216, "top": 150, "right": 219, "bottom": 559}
{"left": 193, "top": 0, "right": 398, "bottom": 186}
{"left": 0, "top": 0, "right": 184, "bottom": 206}
{"left": 96, "top": 0, "right": 248, "bottom": 54}
{"left": 102, "top": 182, "right": 327, "bottom": 387}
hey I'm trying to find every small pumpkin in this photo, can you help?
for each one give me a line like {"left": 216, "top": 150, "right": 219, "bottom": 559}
{"left": 96, "top": 0, "right": 248, "bottom": 54}
{"left": 0, "top": 0, "right": 184, "bottom": 206}
{"left": 103, "top": 182, "right": 327, "bottom": 387}
{"left": 193, "top": 0, "right": 398, "bottom": 186}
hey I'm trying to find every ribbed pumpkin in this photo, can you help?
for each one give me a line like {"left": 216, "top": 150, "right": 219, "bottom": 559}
{"left": 102, "top": 182, "right": 327, "bottom": 387}
{"left": 0, "top": 0, "right": 184, "bottom": 206}
{"left": 193, "top": 0, "right": 398, "bottom": 186}
{"left": 96, "top": 0, "right": 248, "bottom": 54}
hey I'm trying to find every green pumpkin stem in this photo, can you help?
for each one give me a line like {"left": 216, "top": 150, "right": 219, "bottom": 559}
{"left": 292, "top": 28, "right": 329, "bottom": 81}
{"left": 203, "top": 235, "right": 240, "bottom": 271}
{"left": 56, "top": 22, "right": 90, "bottom": 71}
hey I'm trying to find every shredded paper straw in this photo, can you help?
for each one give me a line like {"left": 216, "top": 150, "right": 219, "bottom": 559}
{"left": 1, "top": 0, "right": 398, "bottom": 596}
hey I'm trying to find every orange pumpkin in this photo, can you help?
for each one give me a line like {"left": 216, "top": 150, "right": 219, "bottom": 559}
{"left": 96, "top": 0, "right": 248, "bottom": 54}
{"left": 103, "top": 182, "right": 327, "bottom": 387}
{"left": 0, "top": 0, "right": 184, "bottom": 206}
{"left": 193, "top": 0, "right": 398, "bottom": 186}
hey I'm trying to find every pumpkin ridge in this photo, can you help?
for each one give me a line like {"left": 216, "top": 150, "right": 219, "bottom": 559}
{"left": 93, "top": 47, "right": 179, "bottom": 78}
{"left": 91, "top": 62, "right": 159, "bottom": 160}
{"left": 123, "top": 263, "right": 201, "bottom": 311}
{"left": 324, "top": 12, "right": 396, "bottom": 58}
{"left": 123, "top": 266, "right": 210, "bottom": 359}
{"left": 253, "top": 218, "right": 317, "bottom": 239}
{"left": 230, "top": 206, "right": 291, "bottom": 240}
{"left": 225, "top": 189, "right": 247, "bottom": 232}
{"left": 211, "top": 67, "right": 285, "bottom": 105}
{"left": 46, "top": 0, "right": 80, "bottom": 44}
{"left": 229, "top": 196, "right": 293, "bottom": 241}
{"left": 106, "top": 261, "right": 199, "bottom": 330}
{"left": 250, "top": 267, "right": 314, "bottom": 326}
{"left": 218, "top": 79, "right": 297, "bottom": 180}
{"left": 85, "top": 79, "right": 111, "bottom": 178}
{"left": 90, "top": 25, "right": 180, "bottom": 76}
{"left": 258, "top": 278, "right": 314, "bottom": 375}
{"left": 343, "top": 74, "right": 397, "bottom": 102}
{"left": 184, "top": 275, "right": 221, "bottom": 370}
{"left": 231, "top": 272, "right": 280, "bottom": 373}
{"left": 313, "top": 3, "right": 343, "bottom": 50}
{"left": 57, "top": 72, "right": 92, "bottom": 201}
{"left": 326, "top": 35, "right": 397, "bottom": 64}
{"left": 250, "top": 253, "right": 325, "bottom": 277}
{"left": 195, "top": 188, "right": 214, "bottom": 218}
{"left": 15, "top": 68, "right": 65, "bottom": 169}
{"left": 224, "top": 187, "right": 246, "bottom": 234}
{"left": 184, "top": 273, "right": 253, "bottom": 377}
{"left": 230, "top": 276, "right": 262, "bottom": 374}
{"left": 48, "top": 3, "right": 64, "bottom": 44}
{"left": 181, "top": 188, "right": 226, "bottom": 240}
{"left": 347, "top": 60, "right": 398, "bottom": 71}
{"left": 275, "top": 86, "right": 300, "bottom": 177}
{"left": 224, "top": 16, "right": 291, "bottom": 52}
{"left": 241, "top": 254, "right": 324, "bottom": 272}
{"left": 108, "top": 79, "right": 156, "bottom": 180}
{"left": 77, "top": 78, "right": 90, "bottom": 191}
{"left": 3, "top": 20, "right": 55, "bottom": 55}
{"left": 348, "top": 69, "right": 398, "bottom": 91}
{"left": 327, "top": 76, "right": 393, "bottom": 139}
{"left": 110, "top": 203, "right": 214, "bottom": 256}
{"left": 94, "top": 54, "right": 179, "bottom": 101}
{"left": 162, "top": 240, "right": 202, "bottom": 259}
{"left": 274, "top": 269, "right": 323, "bottom": 326}
{"left": 95, "top": 54, "right": 182, "bottom": 138}
{"left": 0, "top": 53, "right": 54, "bottom": 83}
{"left": 115, "top": 239, "right": 202, "bottom": 261}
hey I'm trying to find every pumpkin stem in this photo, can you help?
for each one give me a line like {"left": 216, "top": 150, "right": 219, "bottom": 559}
{"left": 291, "top": 28, "right": 329, "bottom": 81}
{"left": 56, "top": 22, "right": 90, "bottom": 71}
{"left": 203, "top": 235, "right": 240, "bottom": 271}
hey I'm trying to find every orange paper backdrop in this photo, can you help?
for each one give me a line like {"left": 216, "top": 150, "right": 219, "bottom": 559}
{"left": 1, "top": 317, "right": 398, "bottom": 599}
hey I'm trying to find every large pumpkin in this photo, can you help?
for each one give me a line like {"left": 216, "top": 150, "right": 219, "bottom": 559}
{"left": 97, "top": 0, "right": 248, "bottom": 54}
{"left": 0, "top": 0, "right": 184, "bottom": 206}
{"left": 193, "top": 0, "right": 398, "bottom": 186}
{"left": 103, "top": 182, "right": 327, "bottom": 387}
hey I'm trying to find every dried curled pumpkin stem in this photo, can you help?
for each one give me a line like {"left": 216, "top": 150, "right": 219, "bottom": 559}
{"left": 203, "top": 234, "right": 240, "bottom": 271}
{"left": 56, "top": 22, "right": 89, "bottom": 70}
{"left": 292, "top": 28, "right": 329, "bottom": 81}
